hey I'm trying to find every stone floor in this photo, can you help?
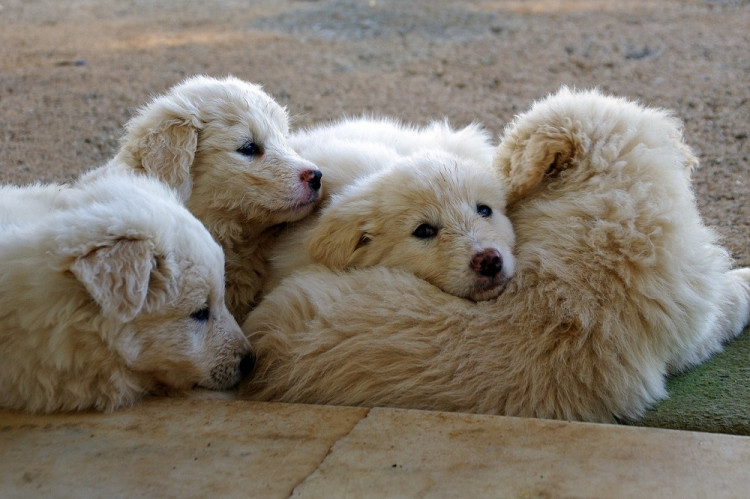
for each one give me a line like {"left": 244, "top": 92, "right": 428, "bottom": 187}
{"left": 2, "top": 398, "right": 749, "bottom": 497}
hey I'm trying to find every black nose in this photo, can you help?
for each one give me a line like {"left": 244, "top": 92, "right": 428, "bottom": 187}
{"left": 301, "top": 169, "right": 322, "bottom": 191}
{"left": 310, "top": 170, "right": 322, "bottom": 191}
{"left": 239, "top": 351, "right": 256, "bottom": 377}
{"left": 471, "top": 249, "right": 503, "bottom": 277}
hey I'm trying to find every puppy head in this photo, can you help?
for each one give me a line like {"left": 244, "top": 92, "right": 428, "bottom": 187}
{"left": 494, "top": 86, "right": 699, "bottom": 206}
{"left": 307, "top": 152, "right": 516, "bottom": 301}
{"left": 121, "top": 229, "right": 254, "bottom": 391}
{"left": 67, "top": 175, "right": 254, "bottom": 391}
{"left": 116, "top": 75, "right": 322, "bottom": 227}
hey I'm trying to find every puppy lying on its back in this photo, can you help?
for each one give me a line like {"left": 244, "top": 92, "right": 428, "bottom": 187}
{"left": 0, "top": 171, "right": 254, "bottom": 413}
{"left": 241, "top": 88, "right": 750, "bottom": 422}
{"left": 263, "top": 151, "right": 515, "bottom": 302}
{"left": 85, "top": 75, "right": 322, "bottom": 321}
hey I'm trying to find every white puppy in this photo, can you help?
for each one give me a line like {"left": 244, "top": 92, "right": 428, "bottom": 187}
{"left": 263, "top": 151, "right": 515, "bottom": 301}
{"left": 241, "top": 88, "right": 750, "bottom": 423}
{"left": 260, "top": 116, "right": 505, "bottom": 296}
{"left": 86, "top": 75, "right": 322, "bottom": 321}
{"left": 0, "top": 171, "right": 254, "bottom": 413}
{"left": 289, "top": 116, "right": 496, "bottom": 200}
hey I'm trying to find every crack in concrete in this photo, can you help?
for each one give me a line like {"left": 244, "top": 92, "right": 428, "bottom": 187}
{"left": 287, "top": 407, "right": 372, "bottom": 497}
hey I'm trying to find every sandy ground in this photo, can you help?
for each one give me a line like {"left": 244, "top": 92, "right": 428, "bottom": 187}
{"left": 1, "top": 0, "right": 747, "bottom": 263}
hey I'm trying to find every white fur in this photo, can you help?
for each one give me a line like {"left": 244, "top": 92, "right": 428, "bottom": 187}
{"left": 264, "top": 151, "right": 515, "bottom": 301}
{"left": 240, "top": 88, "right": 750, "bottom": 423}
{"left": 0, "top": 171, "right": 253, "bottom": 413}
{"left": 289, "top": 116, "right": 495, "bottom": 200}
{"left": 261, "top": 116, "right": 507, "bottom": 298}
{"left": 84, "top": 75, "right": 322, "bottom": 321}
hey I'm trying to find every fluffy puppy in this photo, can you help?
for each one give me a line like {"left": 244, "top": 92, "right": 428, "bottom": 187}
{"left": 240, "top": 88, "right": 750, "bottom": 423}
{"left": 261, "top": 116, "right": 501, "bottom": 297}
{"left": 86, "top": 75, "right": 322, "bottom": 321}
{"left": 0, "top": 171, "right": 254, "bottom": 413}
{"left": 289, "top": 116, "right": 495, "bottom": 201}
{"left": 263, "top": 151, "right": 515, "bottom": 301}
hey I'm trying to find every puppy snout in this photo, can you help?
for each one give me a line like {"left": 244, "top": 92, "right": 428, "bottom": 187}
{"left": 239, "top": 351, "right": 256, "bottom": 377}
{"left": 301, "top": 169, "right": 323, "bottom": 191}
{"left": 471, "top": 248, "right": 503, "bottom": 277}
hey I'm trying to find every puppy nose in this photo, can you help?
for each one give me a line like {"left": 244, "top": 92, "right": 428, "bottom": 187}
{"left": 301, "top": 169, "right": 322, "bottom": 191}
{"left": 471, "top": 248, "right": 503, "bottom": 277}
{"left": 239, "top": 351, "right": 256, "bottom": 377}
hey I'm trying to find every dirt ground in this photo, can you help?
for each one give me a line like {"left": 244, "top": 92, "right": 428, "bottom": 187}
{"left": 1, "top": 0, "right": 748, "bottom": 266}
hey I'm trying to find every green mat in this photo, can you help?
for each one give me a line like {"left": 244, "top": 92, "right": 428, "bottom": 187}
{"left": 628, "top": 326, "right": 750, "bottom": 435}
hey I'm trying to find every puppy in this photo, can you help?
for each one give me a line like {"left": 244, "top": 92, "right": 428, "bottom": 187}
{"left": 240, "top": 88, "right": 750, "bottom": 423}
{"left": 86, "top": 75, "right": 322, "bottom": 321}
{"left": 0, "top": 171, "right": 254, "bottom": 413}
{"left": 263, "top": 151, "right": 515, "bottom": 301}
{"left": 289, "top": 116, "right": 496, "bottom": 201}
{"left": 261, "top": 115, "right": 502, "bottom": 296}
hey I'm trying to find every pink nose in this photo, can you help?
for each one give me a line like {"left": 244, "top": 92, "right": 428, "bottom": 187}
{"left": 300, "top": 169, "right": 322, "bottom": 191}
{"left": 471, "top": 248, "right": 503, "bottom": 277}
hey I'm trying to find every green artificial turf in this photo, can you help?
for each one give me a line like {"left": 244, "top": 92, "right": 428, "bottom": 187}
{"left": 628, "top": 326, "right": 750, "bottom": 435}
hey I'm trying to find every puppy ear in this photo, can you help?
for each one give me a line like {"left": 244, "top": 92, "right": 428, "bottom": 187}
{"left": 306, "top": 208, "right": 370, "bottom": 269}
{"left": 69, "top": 238, "right": 156, "bottom": 322}
{"left": 494, "top": 122, "right": 578, "bottom": 205}
{"left": 130, "top": 119, "right": 198, "bottom": 201}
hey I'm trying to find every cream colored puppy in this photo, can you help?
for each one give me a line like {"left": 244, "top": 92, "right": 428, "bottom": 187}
{"left": 87, "top": 75, "right": 322, "bottom": 321}
{"left": 0, "top": 171, "right": 254, "bottom": 413}
{"left": 289, "top": 116, "right": 496, "bottom": 200}
{"left": 241, "top": 88, "right": 750, "bottom": 423}
{"left": 261, "top": 115, "right": 504, "bottom": 297}
{"left": 263, "top": 151, "right": 515, "bottom": 301}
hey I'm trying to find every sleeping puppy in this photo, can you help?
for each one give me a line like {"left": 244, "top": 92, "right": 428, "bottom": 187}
{"left": 0, "top": 170, "right": 254, "bottom": 413}
{"left": 85, "top": 75, "right": 322, "bottom": 321}
{"left": 262, "top": 151, "right": 515, "bottom": 302}
{"left": 240, "top": 88, "right": 750, "bottom": 423}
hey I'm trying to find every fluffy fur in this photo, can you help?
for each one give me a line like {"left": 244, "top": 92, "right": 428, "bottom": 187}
{"left": 289, "top": 116, "right": 496, "bottom": 200}
{"left": 0, "top": 171, "right": 254, "bottom": 413}
{"left": 263, "top": 151, "right": 515, "bottom": 301}
{"left": 85, "top": 75, "right": 322, "bottom": 321}
{"left": 240, "top": 88, "right": 750, "bottom": 423}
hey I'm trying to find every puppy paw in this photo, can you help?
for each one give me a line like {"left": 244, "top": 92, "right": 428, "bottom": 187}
{"left": 728, "top": 267, "right": 750, "bottom": 328}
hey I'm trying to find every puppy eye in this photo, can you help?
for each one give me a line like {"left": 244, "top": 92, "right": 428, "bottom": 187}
{"left": 190, "top": 306, "right": 210, "bottom": 322}
{"left": 237, "top": 141, "right": 262, "bottom": 157}
{"left": 413, "top": 223, "right": 438, "bottom": 239}
{"left": 477, "top": 204, "right": 493, "bottom": 218}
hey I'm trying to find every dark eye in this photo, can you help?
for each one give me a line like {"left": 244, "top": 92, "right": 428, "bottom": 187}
{"left": 190, "top": 306, "right": 210, "bottom": 322}
{"left": 412, "top": 223, "right": 438, "bottom": 239}
{"left": 237, "top": 141, "right": 262, "bottom": 157}
{"left": 477, "top": 204, "right": 492, "bottom": 218}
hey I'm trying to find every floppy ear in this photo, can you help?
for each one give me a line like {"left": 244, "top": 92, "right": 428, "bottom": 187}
{"left": 494, "top": 122, "right": 578, "bottom": 206}
{"left": 69, "top": 238, "right": 157, "bottom": 322}
{"left": 129, "top": 118, "right": 198, "bottom": 201}
{"left": 306, "top": 207, "right": 371, "bottom": 270}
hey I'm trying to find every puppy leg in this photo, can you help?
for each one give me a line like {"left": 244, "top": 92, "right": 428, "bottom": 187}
{"left": 723, "top": 268, "right": 750, "bottom": 336}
